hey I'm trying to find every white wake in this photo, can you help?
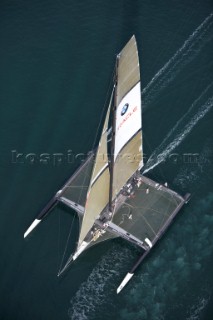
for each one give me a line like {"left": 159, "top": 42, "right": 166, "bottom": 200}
{"left": 142, "top": 13, "right": 213, "bottom": 108}
{"left": 68, "top": 245, "right": 134, "bottom": 320}
{"left": 143, "top": 95, "right": 213, "bottom": 174}
{"left": 186, "top": 295, "right": 210, "bottom": 320}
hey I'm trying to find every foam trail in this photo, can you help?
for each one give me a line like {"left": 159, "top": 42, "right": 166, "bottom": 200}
{"left": 186, "top": 295, "right": 210, "bottom": 320}
{"left": 143, "top": 96, "right": 213, "bottom": 174}
{"left": 143, "top": 84, "right": 213, "bottom": 171}
{"left": 142, "top": 13, "right": 213, "bottom": 108}
{"left": 152, "top": 83, "right": 212, "bottom": 147}
{"left": 68, "top": 245, "right": 133, "bottom": 320}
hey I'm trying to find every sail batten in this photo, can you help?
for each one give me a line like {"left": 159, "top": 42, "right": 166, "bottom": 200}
{"left": 91, "top": 163, "right": 109, "bottom": 186}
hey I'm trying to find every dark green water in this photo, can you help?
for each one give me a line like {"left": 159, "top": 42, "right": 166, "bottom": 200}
{"left": 0, "top": 0, "right": 213, "bottom": 319}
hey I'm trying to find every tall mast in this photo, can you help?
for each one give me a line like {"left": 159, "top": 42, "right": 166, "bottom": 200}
{"left": 109, "top": 56, "right": 119, "bottom": 212}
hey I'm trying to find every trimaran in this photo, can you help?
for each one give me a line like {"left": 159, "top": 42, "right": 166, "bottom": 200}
{"left": 24, "top": 36, "right": 190, "bottom": 293}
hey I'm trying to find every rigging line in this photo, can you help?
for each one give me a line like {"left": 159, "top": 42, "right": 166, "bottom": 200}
{"left": 66, "top": 186, "right": 88, "bottom": 189}
{"left": 140, "top": 213, "right": 157, "bottom": 237}
{"left": 58, "top": 65, "right": 116, "bottom": 269}
{"left": 143, "top": 132, "right": 168, "bottom": 184}
{"left": 153, "top": 207, "right": 171, "bottom": 218}
{"left": 58, "top": 210, "right": 77, "bottom": 274}
{"left": 76, "top": 157, "right": 91, "bottom": 206}
{"left": 109, "top": 58, "right": 118, "bottom": 212}
{"left": 57, "top": 209, "right": 61, "bottom": 271}
{"left": 131, "top": 203, "right": 171, "bottom": 215}
{"left": 143, "top": 130, "right": 180, "bottom": 208}
{"left": 93, "top": 63, "right": 116, "bottom": 150}
{"left": 76, "top": 64, "right": 116, "bottom": 206}
{"left": 160, "top": 197, "right": 174, "bottom": 227}
{"left": 59, "top": 210, "right": 85, "bottom": 276}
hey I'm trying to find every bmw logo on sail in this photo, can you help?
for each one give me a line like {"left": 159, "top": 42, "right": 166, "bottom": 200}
{"left": 121, "top": 103, "right": 129, "bottom": 116}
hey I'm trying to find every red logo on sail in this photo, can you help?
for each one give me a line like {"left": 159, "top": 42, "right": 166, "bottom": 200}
{"left": 117, "top": 106, "right": 138, "bottom": 131}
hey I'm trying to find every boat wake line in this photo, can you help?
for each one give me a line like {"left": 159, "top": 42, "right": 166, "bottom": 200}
{"left": 142, "top": 91, "right": 213, "bottom": 174}
{"left": 186, "top": 294, "right": 211, "bottom": 320}
{"left": 142, "top": 13, "right": 213, "bottom": 109}
{"left": 68, "top": 245, "right": 134, "bottom": 320}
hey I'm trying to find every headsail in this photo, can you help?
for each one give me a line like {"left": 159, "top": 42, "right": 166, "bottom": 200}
{"left": 76, "top": 93, "right": 113, "bottom": 247}
{"left": 111, "top": 35, "right": 143, "bottom": 201}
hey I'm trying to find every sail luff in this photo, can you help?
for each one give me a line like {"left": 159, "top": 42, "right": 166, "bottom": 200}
{"left": 89, "top": 91, "right": 112, "bottom": 184}
{"left": 76, "top": 92, "right": 113, "bottom": 247}
{"left": 109, "top": 60, "right": 118, "bottom": 212}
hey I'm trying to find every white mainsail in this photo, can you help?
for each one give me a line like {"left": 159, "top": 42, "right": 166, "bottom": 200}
{"left": 112, "top": 35, "right": 143, "bottom": 200}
